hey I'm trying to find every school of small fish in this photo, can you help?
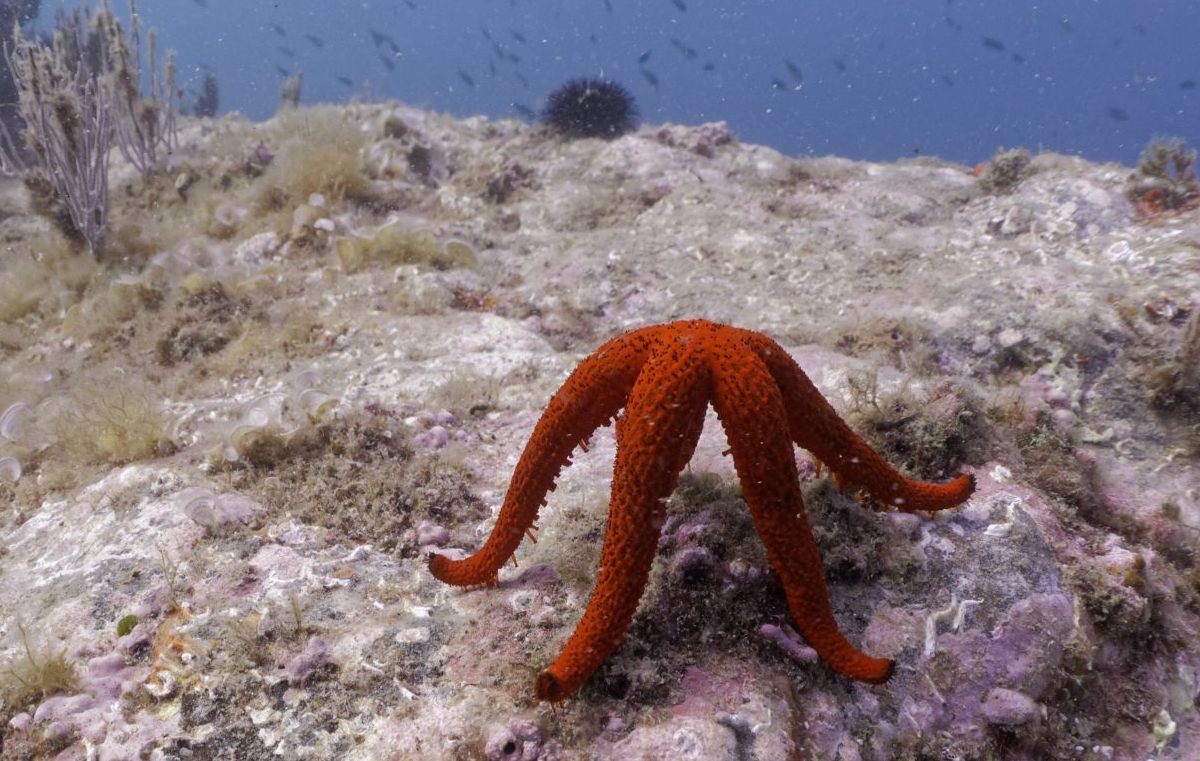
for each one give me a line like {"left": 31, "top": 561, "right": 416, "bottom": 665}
{"left": 185, "top": 0, "right": 1196, "bottom": 139}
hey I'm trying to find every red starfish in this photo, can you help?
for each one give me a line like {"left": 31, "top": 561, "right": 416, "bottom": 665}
{"left": 430, "top": 319, "right": 975, "bottom": 702}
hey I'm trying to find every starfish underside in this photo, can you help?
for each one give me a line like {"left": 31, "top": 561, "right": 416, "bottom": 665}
{"left": 429, "top": 319, "right": 975, "bottom": 702}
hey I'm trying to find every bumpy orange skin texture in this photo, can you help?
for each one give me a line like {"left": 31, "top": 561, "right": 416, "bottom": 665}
{"left": 429, "top": 319, "right": 975, "bottom": 702}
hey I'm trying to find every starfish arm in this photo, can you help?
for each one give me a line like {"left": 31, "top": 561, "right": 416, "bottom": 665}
{"left": 746, "top": 331, "right": 975, "bottom": 512}
{"left": 534, "top": 340, "right": 711, "bottom": 702}
{"left": 710, "top": 339, "right": 894, "bottom": 684}
{"left": 429, "top": 330, "right": 654, "bottom": 587}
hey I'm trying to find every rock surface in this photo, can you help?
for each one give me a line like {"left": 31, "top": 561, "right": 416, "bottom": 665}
{"left": 0, "top": 104, "right": 1197, "bottom": 760}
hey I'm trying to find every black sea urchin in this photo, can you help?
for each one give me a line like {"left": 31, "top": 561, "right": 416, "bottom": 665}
{"left": 542, "top": 77, "right": 639, "bottom": 140}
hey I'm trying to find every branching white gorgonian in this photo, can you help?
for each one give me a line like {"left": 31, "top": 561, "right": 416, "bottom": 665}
{"left": 0, "top": 0, "right": 179, "bottom": 254}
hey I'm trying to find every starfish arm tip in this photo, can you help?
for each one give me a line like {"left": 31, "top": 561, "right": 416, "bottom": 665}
{"left": 873, "top": 658, "right": 897, "bottom": 684}
{"left": 534, "top": 669, "right": 571, "bottom": 703}
{"left": 887, "top": 470, "right": 976, "bottom": 512}
{"left": 943, "top": 471, "right": 977, "bottom": 505}
{"left": 427, "top": 552, "right": 449, "bottom": 579}
{"left": 840, "top": 654, "right": 895, "bottom": 684}
{"left": 428, "top": 553, "right": 499, "bottom": 588}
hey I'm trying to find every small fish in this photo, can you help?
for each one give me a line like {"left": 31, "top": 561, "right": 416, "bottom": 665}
{"left": 982, "top": 37, "right": 1006, "bottom": 52}
{"left": 510, "top": 29, "right": 527, "bottom": 44}
{"left": 942, "top": 74, "right": 955, "bottom": 87}
{"left": 277, "top": 45, "right": 295, "bottom": 58}
{"left": 831, "top": 58, "right": 846, "bottom": 72}
{"left": 275, "top": 65, "right": 291, "bottom": 77}
{"left": 403, "top": 0, "right": 417, "bottom": 8}
{"left": 641, "top": 68, "right": 660, "bottom": 90}
{"left": 784, "top": 59, "right": 803, "bottom": 84}
{"left": 505, "top": 51, "right": 522, "bottom": 64}
{"left": 770, "top": 77, "right": 789, "bottom": 91}
{"left": 512, "top": 103, "right": 536, "bottom": 120}
{"left": 270, "top": 23, "right": 287, "bottom": 37}
{"left": 1179, "top": 79, "right": 1197, "bottom": 90}
{"left": 670, "top": 37, "right": 697, "bottom": 59}
{"left": 1058, "top": 18, "right": 1074, "bottom": 33}
{"left": 305, "top": 34, "right": 325, "bottom": 49}
{"left": 1107, "top": 106, "right": 1130, "bottom": 121}
{"left": 1012, "top": 53, "right": 1025, "bottom": 63}
{"left": 637, "top": 49, "right": 652, "bottom": 65}
{"left": 458, "top": 70, "right": 476, "bottom": 88}
{"left": 337, "top": 76, "right": 354, "bottom": 87}
{"left": 1134, "top": 23, "right": 1147, "bottom": 36}
{"left": 589, "top": 33, "right": 598, "bottom": 44}
{"left": 514, "top": 71, "right": 529, "bottom": 87}
{"left": 192, "top": 0, "right": 207, "bottom": 7}
{"left": 603, "top": 0, "right": 613, "bottom": 12}
{"left": 671, "top": 0, "right": 687, "bottom": 11}
{"left": 481, "top": 28, "right": 493, "bottom": 42}
{"left": 379, "top": 54, "right": 395, "bottom": 72}
{"left": 702, "top": 62, "right": 716, "bottom": 72}
{"left": 370, "top": 29, "right": 400, "bottom": 52}
{"left": 489, "top": 59, "right": 497, "bottom": 77}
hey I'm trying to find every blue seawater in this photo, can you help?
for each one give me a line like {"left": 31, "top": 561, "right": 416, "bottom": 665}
{"left": 35, "top": 0, "right": 1200, "bottom": 165}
